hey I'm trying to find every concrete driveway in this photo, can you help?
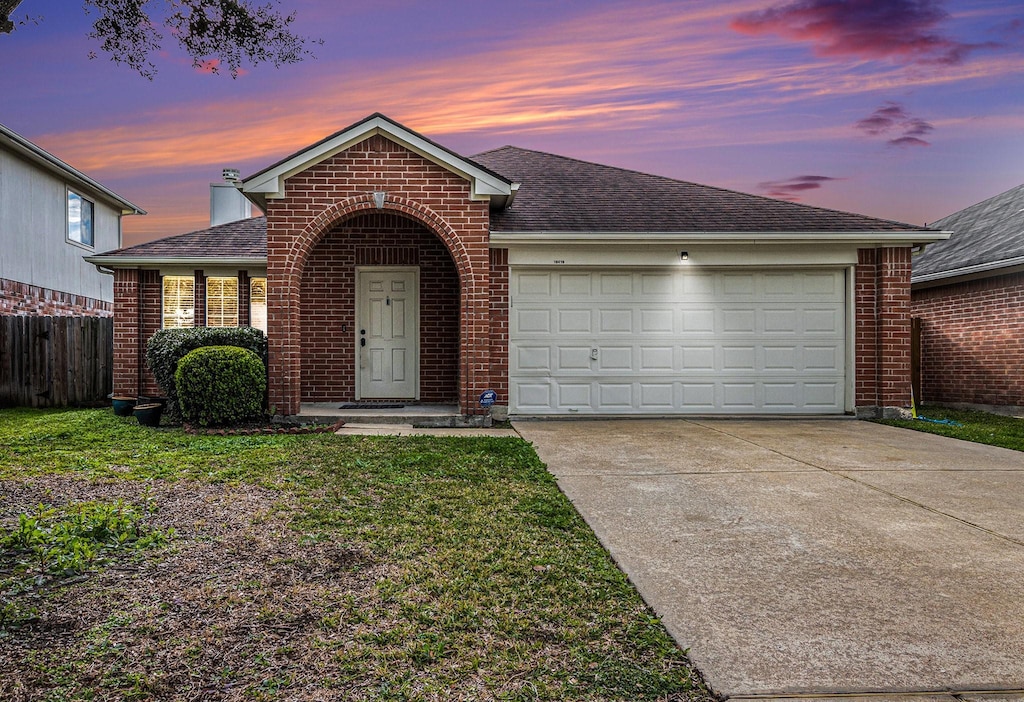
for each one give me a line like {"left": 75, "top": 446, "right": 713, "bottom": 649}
{"left": 513, "top": 419, "right": 1024, "bottom": 700}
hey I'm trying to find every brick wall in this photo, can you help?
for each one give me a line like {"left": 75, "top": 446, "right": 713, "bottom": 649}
{"left": 911, "top": 271, "right": 1024, "bottom": 406}
{"left": 300, "top": 213, "right": 459, "bottom": 403}
{"left": 488, "top": 248, "right": 509, "bottom": 404}
{"left": 855, "top": 247, "right": 912, "bottom": 415}
{"left": 0, "top": 277, "right": 112, "bottom": 317}
{"left": 265, "top": 134, "right": 491, "bottom": 416}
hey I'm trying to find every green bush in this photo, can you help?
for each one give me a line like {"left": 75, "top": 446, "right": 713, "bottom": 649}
{"left": 175, "top": 346, "right": 267, "bottom": 427}
{"left": 145, "top": 327, "right": 267, "bottom": 420}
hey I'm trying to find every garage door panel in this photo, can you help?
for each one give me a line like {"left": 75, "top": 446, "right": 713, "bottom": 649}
{"left": 559, "top": 273, "right": 592, "bottom": 295}
{"left": 510, "top": 268, "right": 846, "bottom": 415}
{"left": 557, "top": 346, "right": 592, "bottom": 370}
{"left": 558, "top": 309, "right": 592, "bottom": 333}
{"left": 639, "top": 308, "right": 674, "bottom": 333}
{"left": 599, "top": 309, "right": 633, "bottom": 333}
{"left": 599, "top": 273, "right": 633, "bottom": 295}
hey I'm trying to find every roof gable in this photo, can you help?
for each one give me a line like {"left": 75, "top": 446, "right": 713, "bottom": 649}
{"left": 912, "top": 183, "right": 1024, "bottom": 284}
{"left": 242, "top": 113, "right": 514, "bottom": 210}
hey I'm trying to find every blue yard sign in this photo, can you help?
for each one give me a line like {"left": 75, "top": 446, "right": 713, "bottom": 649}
{"left": 479, "top": 389, "right": 497, "bottom": 407}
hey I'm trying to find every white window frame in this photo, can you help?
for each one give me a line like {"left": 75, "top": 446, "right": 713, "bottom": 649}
{"left": 66, "top": 188, "right": 95, "bottom": 248}
{"left": 249, "top": 277, "right": 268, "bottom": 333}
{"left": 206, "top": 276, "right": 239, "bottom": 327}
{"left": 162, "top": 275, "right": 195, "bottom": 329}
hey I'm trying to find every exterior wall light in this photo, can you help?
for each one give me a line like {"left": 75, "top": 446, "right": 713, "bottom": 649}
{"left": 680, "top": 251, "right": 689, "bottom": 261}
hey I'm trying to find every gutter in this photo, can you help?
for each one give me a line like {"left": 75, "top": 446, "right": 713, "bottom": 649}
{"left": 490, "top": 230, "right": 951, "bottom": 246}
{"left": 911, "top": 255, "right": 1024, "bottom": 286}
{"left": 84, "top": 256, "right": 267, "bottom": 268}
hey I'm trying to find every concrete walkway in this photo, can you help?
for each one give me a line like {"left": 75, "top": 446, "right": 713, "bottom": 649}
{"left": 514, "top": 419, "right": 1024, "bottom": 700}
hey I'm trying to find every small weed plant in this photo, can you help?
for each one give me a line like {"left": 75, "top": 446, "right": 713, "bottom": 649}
{"left": 1, "top": 498, "right": 173, "bottom": 630}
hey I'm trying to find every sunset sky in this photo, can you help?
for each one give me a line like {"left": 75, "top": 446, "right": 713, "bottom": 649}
{"left": 2, "top": 0, "right": 1023, "bottom": 246}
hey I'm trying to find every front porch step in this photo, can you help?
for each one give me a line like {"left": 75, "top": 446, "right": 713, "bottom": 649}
{"left": 295, "top": 406, "right": 488, "bottom": 428}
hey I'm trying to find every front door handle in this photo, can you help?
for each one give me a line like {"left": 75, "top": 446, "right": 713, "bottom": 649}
{"left": 360, "top": 338, "right": 366, "bottom": 347}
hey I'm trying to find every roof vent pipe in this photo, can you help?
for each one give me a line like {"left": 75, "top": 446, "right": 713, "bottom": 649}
{"left": 210, "top": 167, "right": 251, "bottom": 226}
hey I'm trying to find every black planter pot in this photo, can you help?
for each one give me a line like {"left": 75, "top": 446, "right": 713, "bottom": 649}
{"left": 133, "top": 403, "right": 164, "bottom": 427}
{"left": 111, "top": 396, "right": 137, "bottom": 417}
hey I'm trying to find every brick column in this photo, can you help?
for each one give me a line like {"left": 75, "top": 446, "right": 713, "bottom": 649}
{"left": 488, "top": 248, "right": 509, "bottom": 409}
{"left": 854, "top": 247, "right": 912, "bottom": 417}
{"left": 237, "top": 270, "right": 251, "bottom": 327}
{"left": 879, "top": 247, "right": 912, "bottom": 411}
{"left": 112, "top": 268, "right": 140, "bottom": 397}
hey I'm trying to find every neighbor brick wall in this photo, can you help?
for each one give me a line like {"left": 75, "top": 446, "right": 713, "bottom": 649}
{"left": 300, "top": 213, "right": 459, "bottom": 403}
{"left": 855, "top": 247, "right": 913, "bottom": 413}
{"left": 911, "top": 271, "right": 1024, "bottom": 406}
{"left": 0, "top": 277, "right": 112, "bottom": 317}
{"left": 265, "top": 134, "right": 491, "bottom": 416}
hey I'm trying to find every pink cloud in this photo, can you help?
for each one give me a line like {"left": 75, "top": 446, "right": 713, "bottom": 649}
{"left": 854, "top": 101, "right": 934, "bottom": 146}
{"left": 758, "top": 175, "right": 842, "bottom": 200}
{"left": 731, "top": 0, "right": 999, "bottom": 66}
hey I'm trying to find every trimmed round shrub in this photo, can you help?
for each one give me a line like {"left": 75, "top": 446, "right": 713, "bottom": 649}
{"left": 174, "top": 346, "right": 267, "bottom": 427}
{"left": 146, "top": 327, "right": 267, "bottom": 422}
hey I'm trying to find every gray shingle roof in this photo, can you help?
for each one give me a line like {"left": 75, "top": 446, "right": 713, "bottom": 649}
{"left": 912, "top": 184, "right": 1024, "bottom": 282}
{"left": 95, "top": 145, "right": 936, "bottom": 263}
{"left": 97, "top": 216, "right": 267, "bottom": 259}
{"left": 473, "top": 146, "right": 923, "bottom": 233}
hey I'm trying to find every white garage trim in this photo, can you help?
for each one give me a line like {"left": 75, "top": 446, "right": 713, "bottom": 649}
{"left": 509, "top": 266, "right": 849, "bottom": 416}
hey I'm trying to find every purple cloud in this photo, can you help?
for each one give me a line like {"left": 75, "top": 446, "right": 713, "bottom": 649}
{"left": 854, "top": 101, "right": 934, "bottom": 147}
{"left": 731, "top": 0, "right": 999, "bottom": 66}
{"left": 759, "top": 175, "right": 843, "bottom": 201}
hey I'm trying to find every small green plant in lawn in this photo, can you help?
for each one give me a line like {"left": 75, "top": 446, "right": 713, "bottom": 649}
{"left": 175, "top": 345, "right": 267, "bottom": 427}
{"left": 0, "top": 499, "right": 173, "bottom": 630}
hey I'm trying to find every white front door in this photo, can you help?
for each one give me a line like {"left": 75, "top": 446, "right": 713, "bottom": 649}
{"left": 357, "top": 267, "right": 419, "bottom": 399}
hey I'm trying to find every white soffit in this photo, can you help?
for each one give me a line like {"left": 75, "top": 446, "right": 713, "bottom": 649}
{"left": 242, "top": 115, "right": 512, "bottom": 204}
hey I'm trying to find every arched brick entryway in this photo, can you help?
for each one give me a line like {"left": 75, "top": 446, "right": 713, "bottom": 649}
{"left": 267, "top": 194, "right": 491, "bottom": 416}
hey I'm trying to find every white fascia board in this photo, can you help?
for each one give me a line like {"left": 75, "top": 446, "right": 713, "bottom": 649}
{"left": 0, "top": 123, "right": 146, "bottom": 216}
{"left": 490, "top": 230, "right": 951, "bottom": 246}
{"left": 242, "top": 116, "right": 511, "bottom": 202}
{"left": 911, "top": 256, "right": 1024, "bottom": 286}
{"left": 84, "top": 255, "right": 266, "bottom": 268}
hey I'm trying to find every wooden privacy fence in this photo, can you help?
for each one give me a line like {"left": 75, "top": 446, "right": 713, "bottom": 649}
{"left": 0, "top": 316, "right": 113, "bottom": 408}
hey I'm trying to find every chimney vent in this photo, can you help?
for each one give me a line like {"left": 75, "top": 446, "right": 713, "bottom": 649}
{"left": 210, "top": 167, "right": 251, "bottom": 226}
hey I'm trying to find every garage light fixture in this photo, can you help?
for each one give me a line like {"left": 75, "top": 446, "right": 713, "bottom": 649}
{"left": 680, "top": 251, "right": 689, "bottom": 261}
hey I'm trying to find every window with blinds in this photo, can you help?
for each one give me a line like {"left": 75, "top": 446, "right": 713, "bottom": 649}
{"left": 250, "top": 277, "right": 268, "bottom": 333}
{"left": 206, "top": 277, "right": 239, "bottom": 327}
{"left": 162, "top": 276, "right": 195, "bottom": 328}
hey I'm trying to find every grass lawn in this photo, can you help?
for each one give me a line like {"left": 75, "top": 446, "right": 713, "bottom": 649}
{"left": 0, "top": 408, "right": 714, "bottom": 702}
{"left": 875, "top": 405, "right": 1024, "bottom": 452}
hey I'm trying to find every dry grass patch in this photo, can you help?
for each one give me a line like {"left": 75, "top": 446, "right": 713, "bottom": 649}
{"left": 0, "top": 409, "right": 716, "bottom": 701}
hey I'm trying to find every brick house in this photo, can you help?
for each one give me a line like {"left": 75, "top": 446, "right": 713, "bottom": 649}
{"left": 911, "top": 184, "right": 1024, "bottom": 411}
{"left": 87, "top": 113, "right": 944, "bottom": 421}
{"left": 1, "top": 122, "right": 144, "bottom": 316}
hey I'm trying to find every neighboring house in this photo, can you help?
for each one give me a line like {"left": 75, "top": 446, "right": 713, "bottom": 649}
{"left": 911, "top": 184, "right": 1024, "bottom": 410}
{"left": 86, "top": 113, "right": 944, "bottom": 421}
{"left": 0, "top": 123, "right": 145, "bottom": 316}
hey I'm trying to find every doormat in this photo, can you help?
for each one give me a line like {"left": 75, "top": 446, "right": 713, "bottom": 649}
{"left": 339, "top": 403, "right": 406, "bottom": 409}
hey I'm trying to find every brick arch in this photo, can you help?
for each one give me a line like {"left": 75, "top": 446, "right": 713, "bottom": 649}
{"left": 283, "top": 194, "right": 473, "bottom": 286}
{"left": 267, "top": 193, "right": 489, "bottom": 416}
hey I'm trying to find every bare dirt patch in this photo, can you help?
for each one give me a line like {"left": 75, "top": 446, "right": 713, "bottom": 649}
{"left": 0, "top": 476, "right": 383, "bottom": 701}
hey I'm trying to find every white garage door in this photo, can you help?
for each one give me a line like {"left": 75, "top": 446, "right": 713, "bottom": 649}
{"left": 510, "top": 268, "right": 847, "bottom": 415}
